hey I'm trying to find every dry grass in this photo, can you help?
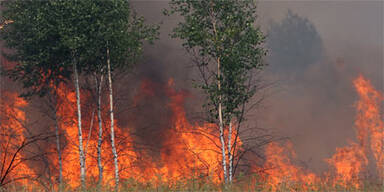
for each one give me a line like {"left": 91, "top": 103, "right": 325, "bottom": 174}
{"left": 1, "top": 175, "right": 383, "bottom": 192}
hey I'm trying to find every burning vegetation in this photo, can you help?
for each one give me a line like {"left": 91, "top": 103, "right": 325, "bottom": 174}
{"left": 0, "top": 73, "right": 382, "bottom": 191}
{"left": 0, "top": 0, "right": 382, "bottom": 191}
{"left": 53, "top": 78, "right": 231, "bottom": 187}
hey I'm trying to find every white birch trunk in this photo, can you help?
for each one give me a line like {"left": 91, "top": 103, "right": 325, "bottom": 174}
{"left": 96, "top": 74, "right": 104, "bottom": 184}
{"left": 228, "top": 119, "right": 233, "bottom": 182}
{"left": 218, "top": 104, "right": 227, "bottom": 183}
{"left": 73, "top": 59, "right": 86, "bottom": 188}
{"left": 107, "top": 48, "right": 119, "bottom": 190}
{"left": 210, "top": 7, "right": 228, "bottom": 182}
{"left": 217, "top": 57, "right": 228, "bottom": 183}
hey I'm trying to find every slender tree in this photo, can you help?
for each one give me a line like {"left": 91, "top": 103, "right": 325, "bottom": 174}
{"left": 85, "top": 7, "right": 158, "bottom": 191}
{"left": 70, "top": 1, "right": 158, "bottom": 189}
{"left": 2, "top": 0, "right": 157, "bottom": 190}
{"left": 166, "top": 0, "right": 267, "bottom": 183}
{"left": 95, "top": 73, "right": 104, "bottom": 184}
{"left": 0, "top": 1, "right": 76, "bottom": 187}
{"left": 1, "top": 1, "right": 95, "bottom": 188}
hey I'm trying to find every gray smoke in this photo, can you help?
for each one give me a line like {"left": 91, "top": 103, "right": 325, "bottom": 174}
{"left": 1, "top": 0, "right": 381, "bottom": 180}
{"left": 127, "top": 1, "right": 383, "bottom": 175}
{"left": 257, "top": 1, "right": 383, "bottom": 174}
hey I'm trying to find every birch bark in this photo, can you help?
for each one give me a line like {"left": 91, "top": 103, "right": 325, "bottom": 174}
{"left": 228, "top": 120, "right": 233, "bottom": 182}
{"left": 217, "top": 58, "right": 227, "bottom": 183}
{"left": 95, "top": 74, "right": 104, "bottom": 184}
{"left": 211, "top": 7, "right": 228, "bottom": 182}
{"left": 73, "top": 58, "right": 86, "bottom": 188}
{"left": 107, "top": 48, "right": 119, "bottom": 190}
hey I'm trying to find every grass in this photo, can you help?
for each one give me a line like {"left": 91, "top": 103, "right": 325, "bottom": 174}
{"left": 1, "top": 175, "right": 383, "bottom": 191}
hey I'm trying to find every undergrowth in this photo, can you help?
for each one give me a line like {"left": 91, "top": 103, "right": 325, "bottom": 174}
{"left": 0, "top": 174, "right": 383, "bottom": 191}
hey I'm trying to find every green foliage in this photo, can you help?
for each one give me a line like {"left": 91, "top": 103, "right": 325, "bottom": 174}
{"left": 1, "top": 0, "right": 72, "bottom": 97}
{"left": 76, "top": 0, "right": 159, "bottom": 75}
{"left": 165, "top": 0, "right": 267, "bottom": 124}
{"left": 0, "top": 0, "right": 158, "bottom": 97}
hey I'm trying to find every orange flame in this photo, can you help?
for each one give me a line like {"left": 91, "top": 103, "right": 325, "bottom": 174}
{"left": 326, "top": 143, "right": 368, "bottom": 188}
{"left": 6, "top": 71, "right": 381, "bottom": 190}
{"left": 262, "top": 142, "right": 318, "bottom": 191}
{"left": 353, "top": 75, "right": 384, "bottom": 178}
{"left": 257, "top": 74, "right": 383, "bottom": 190}
{"left": 49, "top": 78, "right": 239, "bottom": 188}
{"left": 326, "top": 75, "right": 383, "bottom": 187}
{"left": 0, "top": 92, "right": 35, "bottom": 188}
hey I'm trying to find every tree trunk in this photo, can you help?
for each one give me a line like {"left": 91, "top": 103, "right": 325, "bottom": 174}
{"left": 218, "top": 104, "right": 227, "bottom": 183}
{"left": 95, "top": 74, "right": 104, "bottom": 184}
{"left": 210, "top": 8, "right": 228, "bottom": 182}
{"left": 228, "top": 119, "right": 233, "bottom": 182}
{"left": 73, "top": 58, "right": 86, "bottom": 188}
{"left": 54, "top": 111, "right": 63, "bottom": 189}
{"left": 107, "top": 47, "right": 119, "bottom": 191}
{"left": 217, "top": 57, "right": 228, "bottom": 183}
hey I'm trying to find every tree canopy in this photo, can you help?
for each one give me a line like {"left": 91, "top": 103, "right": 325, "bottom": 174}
{"left": 165, "top": 0, "right": 267, "bottom": 182}
{"left": 166, "top": 0, "right": 266, "bottom": 126}
{"left": 0, "top": 0, "right": 158, "bottom": 97}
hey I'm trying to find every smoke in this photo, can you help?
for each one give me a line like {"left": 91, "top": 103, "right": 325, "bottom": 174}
{"left": 112, "top": 1, "right": 202, "bottom": 154}
{"left": 256, "top": 1, "right": 383, "bottom": 174}
{"left": 0, "top": 0, "right": 382, "bottom": 182}
{"left": 127, "top": 1, "right": 383, "bottom": 174}
{"left": 266, "top": 9, "right": 324, "bottom": 76}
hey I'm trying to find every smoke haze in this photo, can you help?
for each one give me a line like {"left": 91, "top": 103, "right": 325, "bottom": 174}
{"left": 0, "top": 0, "right": 382, "bottom": 181}
{"left": 130, "top": 1, "right": 383, "bottom": 174}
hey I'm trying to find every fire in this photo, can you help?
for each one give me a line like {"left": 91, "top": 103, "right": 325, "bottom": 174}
{"left": 259, "top": 74, "right": 383, "bottom": 190}
{"left": 130, "top": 78, "right": 236, "bottom": 184}
{"left": 48, "top": 78, "right": 235, "bottom": 188}
{"left": 353, "top": 75, "right": 384, "bottom": 178}
{"left": 2, "top": 70, "right": 381, "bottom": 190}
{"left": 157, "top": 78, "right": 224, "bottom": 183}
{"left": 0, "top": 92, "right": 35, "bottom": 188}
{"left": 326, "top": 75, "right": 383, "bottom": 187}
{"left": 262, "top": 142, "right": 318, "bottom": 191}
{"left": 326, "top": 143, "right": 367, "bottom": 188}
{"left": 51, "top": 82, "right": 137, "bottom": 187}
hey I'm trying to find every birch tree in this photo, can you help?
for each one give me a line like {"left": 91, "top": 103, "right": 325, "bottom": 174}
{"left": 72, "top": 0, "right": 158, "bottom": 189}
{"left": 165, "top": 0, "right": 267, "bottom": 183}
{"left": 1, "top": 1, "right": 157, "bottom": 189}
{"left": 0, "top": 1, "right": 73, "bottom": 187}
{"left": 1, "top": 1, "right": 94, "bottom": 188}
{"left": 95, "top": 73, "right": 104, "bottom": 184}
